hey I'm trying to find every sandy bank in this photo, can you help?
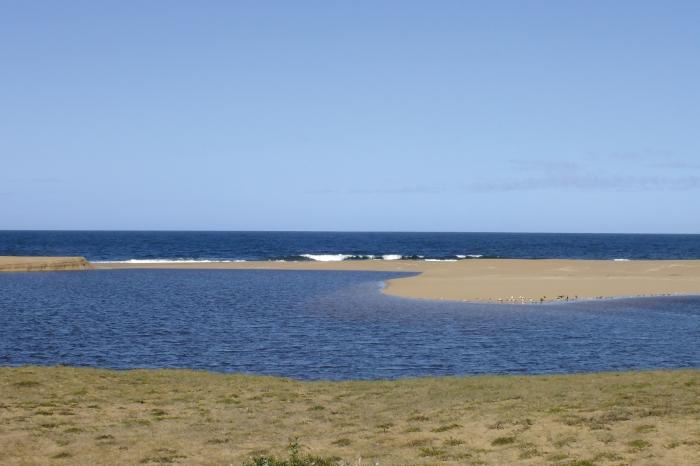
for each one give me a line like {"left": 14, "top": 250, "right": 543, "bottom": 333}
{"left": 0, "top": 256, "right": 93, "bottom": 272}
{"left": 95, "top": 259, "right": 700, "bottom": 302}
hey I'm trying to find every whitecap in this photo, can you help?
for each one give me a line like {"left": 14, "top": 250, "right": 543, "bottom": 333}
{"left": 300, "top": 254, "right": 352, "bottom": 262}
{"left": 93, "top": 258, "right": 246, "bottom": 264}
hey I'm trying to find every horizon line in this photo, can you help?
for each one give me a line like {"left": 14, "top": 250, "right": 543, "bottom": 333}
{"left": 1, "top": 229, "right": 698, "bottom": 235}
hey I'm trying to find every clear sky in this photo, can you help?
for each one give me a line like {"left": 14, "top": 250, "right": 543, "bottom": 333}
{"left": 2, "top": 1, "right": 699, "bottom": 232}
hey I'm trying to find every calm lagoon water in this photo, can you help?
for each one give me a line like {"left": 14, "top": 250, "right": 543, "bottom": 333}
{"left": 1, "top": 269, "right": 699, "bottom": 380}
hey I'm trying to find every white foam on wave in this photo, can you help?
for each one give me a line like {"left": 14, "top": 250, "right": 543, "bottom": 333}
{"left": 96, "top": 254, "right": 483, "bottom": 263}
{"left": 613, "top": 258, "right": 631, "bottom": 262}
{"left": 93, "top": 259, "right": 247, "bottom": 264}
{"left": 300, "top": 254, "right": 353, "bottom": 262}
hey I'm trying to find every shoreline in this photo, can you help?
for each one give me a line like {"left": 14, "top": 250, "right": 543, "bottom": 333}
{"left": 3, "top": 256, "right": 700, "bottom": 302}
{"left": 95, "top": 258, "right": 700, "bottom": 303}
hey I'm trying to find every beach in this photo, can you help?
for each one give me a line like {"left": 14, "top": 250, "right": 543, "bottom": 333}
{"left": 96, "top": 258, "right": 700, "bottom": 302}
{"left": 3, "top": 256, "right": 700, "bottom": 302}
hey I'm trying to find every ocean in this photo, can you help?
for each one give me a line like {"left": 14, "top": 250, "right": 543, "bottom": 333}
{"left": 1, "top": 231, "right": 699, "bottom": 262}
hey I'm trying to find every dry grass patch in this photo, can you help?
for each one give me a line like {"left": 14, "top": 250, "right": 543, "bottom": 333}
{"left": 1, "top": 367, "right": 699, "bottom": 465}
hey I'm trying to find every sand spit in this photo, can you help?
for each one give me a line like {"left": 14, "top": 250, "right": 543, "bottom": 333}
{"left": 0, "top": 256, "right": 93, "bottom": 272}
{"left": 95, "top": 258, "right": 700, "bottom": 303}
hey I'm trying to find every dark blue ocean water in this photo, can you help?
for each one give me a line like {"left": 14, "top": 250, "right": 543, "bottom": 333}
{"left": 1, "top": 269, "right": 699, "bottom": 380}
{"left": 1, "top": 230, "right": 699, "bottom": 262}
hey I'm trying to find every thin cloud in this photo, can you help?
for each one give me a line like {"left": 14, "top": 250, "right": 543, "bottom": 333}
{"left": 306, "top": 154, "right": 700, "bottom": 196}
{"left": 3, "top": 177, "right": 64, "bottom": 184}
{"left": 644, "top": 161, "right": 700, "bottom": 170}
{"left": 305, "top": 185, "right": 443, "bottom": 195}
{"left": 506, "top": 159, "right": 582, "bottom": 172}
{"left": 586, "top": 149, "right": 675, "bottom": 163}
{"left": 348, "top": 185, "right": 442, "bottom": 195}
{"left": 462, "top": 174, "right": 700, "bottom": 192}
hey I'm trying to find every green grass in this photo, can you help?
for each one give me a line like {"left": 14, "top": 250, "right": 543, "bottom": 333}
{"left": 1, "top": 366, "right": 699, "bottom": 465}
{"left": 492, "top": 436, "right": 517, "bottom": 446}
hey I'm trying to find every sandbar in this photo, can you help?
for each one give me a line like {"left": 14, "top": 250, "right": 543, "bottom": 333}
{"left": 94, "top": 258, "right": 700, "bottom": 303}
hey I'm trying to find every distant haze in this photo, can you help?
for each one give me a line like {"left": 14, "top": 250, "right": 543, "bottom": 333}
{"left": 2, "top": 1, "right": 699, "bottom": 233}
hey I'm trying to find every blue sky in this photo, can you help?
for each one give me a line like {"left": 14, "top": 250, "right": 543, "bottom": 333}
{"left": 2, "top": 1, "right": 699, "bottom": 232}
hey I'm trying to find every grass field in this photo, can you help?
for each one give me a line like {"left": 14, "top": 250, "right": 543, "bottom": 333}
{"left": 1, "top": 367, "right": 699, "bottom": 465}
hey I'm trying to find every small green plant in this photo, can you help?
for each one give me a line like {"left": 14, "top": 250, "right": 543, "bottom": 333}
{"left": 140, "top": 448, "right": 186, "bottom": 464}
{"left": 330, "top": 438, "right": 351, "bottom": 447}
{"left": 288, "top": 438, "right": 301, "bottom": 459}
{"left": 242, "top": 439, "right": 338, "bottom": 466}
{"left": 634, "top": 424, "right": 656, "bottom": 433}
{"left": 377, "top": 422, "right": 393, "bottom": 432}
{"left": 432, "top": 423, "right": 461, "bottom": 433}
{"left": 419, "top": 447, "right": 446, "bottom": 457}
{"left": 405, "top": 438, "right": 432, "bottom": 447}
{"left": 592, "top": 452, "right": 623, "bottom": 462}
{"left": 14, "top": 380, "right": 40, "bottom": 388}
{"left": 565, "top": 461, "right": 596, "bottom": 466}
{"left": 628, "top": 439, "right": 651, "bottom": 451}
{"left": 444, "top": 437, "right": 464, "bottom": 446}
{"left": 121, "top": 418, "right": 151, "bottom": 427}
{"left": 206, "top": 438, "right": 229, "bottom": 445}
{"left": 492, "top": 436, "right": 516, "bottom": 446}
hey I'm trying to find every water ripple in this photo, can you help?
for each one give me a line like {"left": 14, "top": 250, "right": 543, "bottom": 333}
{"left": 1, "top": 269, "right": 699, "bottom": 380}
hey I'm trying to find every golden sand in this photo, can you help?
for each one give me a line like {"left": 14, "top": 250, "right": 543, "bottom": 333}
{"left": 94, "top": 258, "right": 700, "bottom": 302}
{"left": 3, "top": 256, "right": 700, "bottom": 302}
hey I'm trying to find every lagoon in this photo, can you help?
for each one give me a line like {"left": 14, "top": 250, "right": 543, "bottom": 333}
{"left": 1, "top": 269, "right": 699, "bottom": 380}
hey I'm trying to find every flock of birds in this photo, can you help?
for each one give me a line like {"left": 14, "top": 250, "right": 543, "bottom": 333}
{"left": 495, "top": 295, "right": 577, "bottom": 304}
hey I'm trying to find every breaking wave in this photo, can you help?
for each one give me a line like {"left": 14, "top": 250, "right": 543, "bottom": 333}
{"left": 94, "top": 254, "right": 493, "bottom": 263}
{"left": 93, "top": 259, "right": 247, "bottom": 264}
